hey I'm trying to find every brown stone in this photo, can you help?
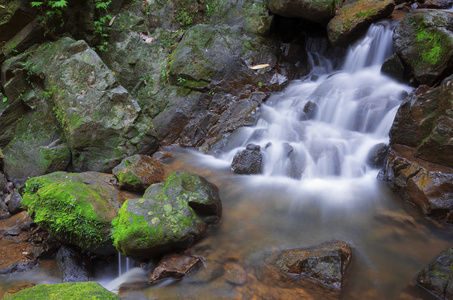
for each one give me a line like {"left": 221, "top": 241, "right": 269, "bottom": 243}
{"left": 148, "top": 254, "right": 202, "bottom": 282}
{"left": 224, "top": 262, "right": 247, "bottom": 285}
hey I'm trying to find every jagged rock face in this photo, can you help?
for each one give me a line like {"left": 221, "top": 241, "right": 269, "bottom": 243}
{"left": 380, "top": 145, "right": 453, "bottom": 223}
{"left": 230, "top": 144, "right": 263, "bottom": 174}
{"left": 416, "top": 248, "right": 453, "bottom": 299}
{"left": 0, "top": 37, "right": 158, "bottom": 184}
{"left": 265, "top": 0, "right": 342, "bottom": 24}
{"left": 327, "top": 0, "right": 394, "bottom": 45}
{"left": 112, "top": 172, "right": 221, "bottom": 261}
{"left": 393, "top": 12, "right": 453, "bottom": 86}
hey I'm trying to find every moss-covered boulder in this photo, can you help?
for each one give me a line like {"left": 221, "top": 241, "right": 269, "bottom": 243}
{"left": 327, "top": 0, "right": 394, "bottom": 45}
{"left": 112, "top": 154, "right": 164, "bottom": 192}
{"left": 112, "top": 172, "right": 221, "bottom": 261}
{"left": 265, "top": 0, "right": 342, "bottom": 24}
{"left": 20, "top": 172, "right": 126, "bottom": 255}
{"left": 393, "top": 12, "right": 453, "bottom": 86}
{"left": 4, "top": 281, "right": 119, "bottom": 300}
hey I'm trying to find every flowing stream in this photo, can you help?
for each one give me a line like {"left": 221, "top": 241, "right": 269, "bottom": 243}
{"left": 1, "top": 20, "right": 453, "bottom": 300}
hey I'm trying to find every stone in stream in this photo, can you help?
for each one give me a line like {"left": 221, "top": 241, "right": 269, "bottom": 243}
{"left": 415, "top": 248, "right": 453, "bottom": 299}
{"left": 6, "top": 190, "right": 23, "bottom": 215}
{"left": 258, "top": 240, "right": 352, "bottom": 297}
{"left": 112, "top": 172, "right": 222, "bottom": 261}
{"left": 112, "top": 154, "right": 164, "bottom": 192}
{"left": 230, "top": 144, "right": 263, "bottom": 175}
{"left": 148, "top": 253, "right": 202, "bottom": 282}
{"left": 367, "top": 143, "right": 389, "bottom": 168}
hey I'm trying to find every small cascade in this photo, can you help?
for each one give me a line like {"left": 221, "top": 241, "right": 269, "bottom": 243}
{"left": 215, "top": 21, "right": 412, "bottom": 186}
{"left": 117, "top": 252, "right": 134, "bottom": 277}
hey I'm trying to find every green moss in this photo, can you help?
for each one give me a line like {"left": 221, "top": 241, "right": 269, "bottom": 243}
{"left": 4, "top": 281, "right": 119, "bottom": 300}
{"left": 22, "top": 180, "right": 111, "bottom": 250}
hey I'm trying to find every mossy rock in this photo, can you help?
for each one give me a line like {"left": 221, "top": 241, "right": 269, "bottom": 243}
{"left": 112, "top": 172, "right": 221, "bottom": 261}
{"left": 4, "top": 281, "right": 119, "bottom": 300}
{"left": 393, "top": 11, "right": 453, "bottom": 86}
{"left": 327, "top": 0, "right": 395, "bottom": 45}
{"left": 20, "top": 172, "right": 123, "bottom": 255}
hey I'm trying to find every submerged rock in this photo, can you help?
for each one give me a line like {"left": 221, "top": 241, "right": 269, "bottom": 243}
{"left": 258, "top": 241, "right": 352, "bottom": 296}
{"left": 20, "top": 172, "right": 126, "bottom": 255}
{"left": 112, "top": 172, "right": 221, "bottom": 261}
{"left": 3, "top": 281, "right": 120, "bottom": 300}
{"left": 327, "top": 0, "right": 395, "bottom": 45}
{"left": 393, "top": 11, "right": 453, "bottom": 86}
{"left": 416, "top": 248, "right": 453, "bottom": 299}
{"left": 367, "top": 143, "right": 389, "bottom": 168}
{"left": 112, "top": 154, "right": 164, "bottom": 192}
{"left": 230, "top": 144, "right": 263, "bottom": 174}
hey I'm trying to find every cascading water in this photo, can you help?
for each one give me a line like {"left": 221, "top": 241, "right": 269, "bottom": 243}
{"left": 212, "top": 21, "right": 412, "bottom": 199}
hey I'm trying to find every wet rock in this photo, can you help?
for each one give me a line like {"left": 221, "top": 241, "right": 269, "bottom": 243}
{"left": 230, "top": 144, "right": 263, "bottom": 175}
{"left": 0, "top": 211, "right": 60, "bottom": 276}
{"left": 367, "top": 143, "right": 389, "bottom": 168}
{"left": 393, "top": 12, "right": 453, "bottom": 86}
{"left": 416, "top": 247, "right": 453, "bottom": 299}
{"left": 112, "top": 155, "right": 164, "bottom": 192}
{"left": 148, "top": 253, "right": 202, "bottom": 282}
{"left": 327, "top": 0, "right": 395, "bottom": 45}
{"left": 56, "top": 246, "right": 93, "bottom": 283}
{"left": 20, "top": 171, "right": 128, "bottom": 255}
{"left": 185, "top": 258, "right": 224, "bottom": 284}
{"left": 112, "top": 172, "right": 222, "bottom": 261}
{"left": 258, "top": 240, "right": 352, "bottom": 295}
{"left": 381, "top": 53, "right": 408, "bottom": 82}
{"left": 4, "top": 281, "right": 120, "bottom": 299}
{"left": 417, "top": 0, "right": 453, "bottom": 9}
{"left": 380, "top": 145, "right": 453, "bottom": 223}
{"left": 302, "top": 101, "right": 318, "bottom": 120}
{"left": 266, "top": 0, "right": 343, "bottom": 24}
{"left": 6, "top": 190, "right": 23, "bottom": 214}
{"left": 1, "top": 19, "right": 44, "bottom": 60}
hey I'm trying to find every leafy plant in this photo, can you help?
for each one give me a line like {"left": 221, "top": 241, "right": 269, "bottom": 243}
{"left": 2, "top": 97, "right": 7, "bottom": 103}
{"left": 177, "top": 77, "right": 187, "bottom": 85}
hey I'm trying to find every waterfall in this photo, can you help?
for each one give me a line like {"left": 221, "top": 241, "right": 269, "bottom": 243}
{"left": 215, "top": 21, "right": 412, "bottom": 186}
{"left": 118, "top": 251, "right": 133, "bottom": 277}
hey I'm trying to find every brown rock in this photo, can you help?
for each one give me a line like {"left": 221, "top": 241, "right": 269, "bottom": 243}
{"left": 381, "top": 145, "right": 453, "bottom": 223}
{"left": 148, "top": 254, "right": 202, "bottom": 282}
{"left": 224, "top": 262, "right": 247, "bottom": 285}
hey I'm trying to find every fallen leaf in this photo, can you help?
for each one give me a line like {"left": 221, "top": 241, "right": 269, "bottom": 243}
{"left": 249, "top": 64, "right": 270, "bottom": 70}
{"left": 109, "top": 15, "right": 117, "bottom": 26}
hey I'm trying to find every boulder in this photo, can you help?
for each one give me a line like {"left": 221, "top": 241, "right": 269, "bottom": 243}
{"left": 379, "top": 145, "right": 453, "bottom": 223}
{"left": 258, "top": 241, "right": 352, "bottom": 295}
{"left": 56, "top": 246, "right": 92, "bottom": 283}
{"left": 390, "top": 75, "right": 453, "bottom": 168}
{"left": 1, "top": 37, "right": 159, "bottom": 176}
{"left": 112, "top": 172, "right": 221, "bottom": 261}
{"left": 112, "top": 155, "right": 164, "bottom": 192}
{"left": 417, "top": 0, "right": 453, "bottom": 9}
{"left": 327, "top": 0, "right": 395, "bottom": 45}
{"left": 20, "top": 172, "right": 127, "bottom": 255}
{"left": 265, "top": 0, "right": 343, "bottom": 24}
{"left": 393, "top": 12, "right": 453, "bottom": 86}
{"left": 0, "top": 0, "right": 34, "bottom": 43}
{"left": 381, "top": 53, "right": 408, "bottom": 82}
{"left": 3, "top": 282, "right": 120, "bottom": 300}
{"left": 416, "top": 248, "right": 453, "bottom": 299}
{"left": 230, "top": 144, "right": 263, "bottom": 174}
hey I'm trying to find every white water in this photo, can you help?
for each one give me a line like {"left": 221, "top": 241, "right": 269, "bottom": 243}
{"left": 208, "top": 21, "right": 412, "bottom": 201}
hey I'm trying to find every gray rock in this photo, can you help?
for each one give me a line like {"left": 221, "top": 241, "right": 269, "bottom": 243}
{"left": 265, "top": 0, "right": 342, "bottom": 24}
{"left": 7, "top": 190, "right": 23, "bottom": 214}
{"left": 367, "top": 143, "right": 389, "bottom": 168}
{"left": 416, "top": 248, "right": 453, "bottom": 299}
{"left": 230, "top": 144, "right": 263, "bottom": 174}
{"left": 57, "top": 246, "right": 93, "bottom": 283}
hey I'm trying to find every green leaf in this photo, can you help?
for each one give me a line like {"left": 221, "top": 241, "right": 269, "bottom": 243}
{"left": 2, "top": 97, "right": 7, "bottom": 103}
{"left": 31, "top": 1, "right": 43, "bottom": 7}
